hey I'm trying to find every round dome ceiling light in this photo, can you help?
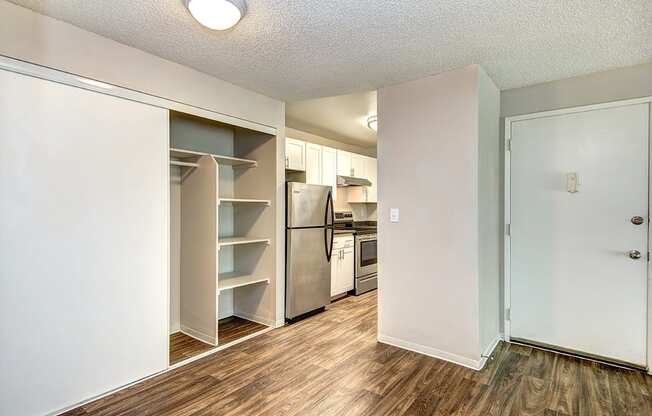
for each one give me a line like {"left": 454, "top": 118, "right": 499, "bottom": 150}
{"left": 185, "top": 0, "right": 246, "bottom": 31}
{"left": 367, "top": 115, "right": 378, "bottom": 132}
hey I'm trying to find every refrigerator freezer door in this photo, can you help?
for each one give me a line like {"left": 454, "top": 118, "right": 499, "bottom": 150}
{"left": 286, "top": 228, "right": 331, "bottom": 319}
{"left": 287, "top": 182, "right": 331, "bottom": 228}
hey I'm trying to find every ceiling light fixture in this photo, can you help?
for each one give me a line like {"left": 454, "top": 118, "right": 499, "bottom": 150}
{"left": 367, "top": 115, "right": 378, "bottom": 132}
{"left": 185, "top": 0, "right": 246, "bottom": 31}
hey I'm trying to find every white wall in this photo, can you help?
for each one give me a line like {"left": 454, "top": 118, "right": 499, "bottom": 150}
{"left": 501, "top": 62, "right": 652, "bottom": 118}
{"left": 477, "top": 68, "right": 501, "bottom": 354}
{"left": 378, "top": 66, "right": 480, "bottom": 365}
{"left": 0, "top": 1, "right": 282, "bottom": 129}
{"left": 377, "top": 65, "right": 500, "bottom": 369}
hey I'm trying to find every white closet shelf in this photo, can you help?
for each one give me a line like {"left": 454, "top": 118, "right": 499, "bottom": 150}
{"left": 218, "top": 198, "right": 271, "bottom": 206}
{"left": 218, "top": 237, "right": 271, "bottom": 248}
{"left": 218, "top": 272, "right": 270, "bottom": 291}
{"left": 170, "top": 148, "right": 257, "bottom": 168}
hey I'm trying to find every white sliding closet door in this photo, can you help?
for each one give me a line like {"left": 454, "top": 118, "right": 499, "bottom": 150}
{"left": 0, "top": 70, "right": 169, "bottom": 415}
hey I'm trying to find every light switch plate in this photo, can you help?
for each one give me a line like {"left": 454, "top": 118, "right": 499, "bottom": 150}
{"left": 390, "top": 208, "right": 399, "bottom": 223}
{"left": 566, "top": 172, "right": 579, "bottom": 193}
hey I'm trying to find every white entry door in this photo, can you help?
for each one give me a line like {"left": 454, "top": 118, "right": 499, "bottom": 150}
{"left": 509, "top": 102, "right": 650, "bottom": 367}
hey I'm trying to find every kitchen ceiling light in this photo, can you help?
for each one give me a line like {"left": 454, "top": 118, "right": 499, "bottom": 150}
{"left": 367, "top": 115, "right": 378, "bottom": 132}
{"left": 185, "top": 0, "right": 246, "bottom": 31}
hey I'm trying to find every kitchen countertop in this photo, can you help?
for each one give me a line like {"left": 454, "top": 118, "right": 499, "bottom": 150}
{"left": 334, "top": 229, "right": 355, "bottom": 235}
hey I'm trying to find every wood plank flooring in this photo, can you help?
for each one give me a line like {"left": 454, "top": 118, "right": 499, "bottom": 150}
{"left": 68, "top": 292, "right": 652, "bottom": 415}
{"left": 169, "top": 317, "right": 268, "bottom": 365}
{"left": 218, "top": 316, "right": 268, "bottom": 345}
{"left": 169, "top": 332, "right": 214, "bottom": 365}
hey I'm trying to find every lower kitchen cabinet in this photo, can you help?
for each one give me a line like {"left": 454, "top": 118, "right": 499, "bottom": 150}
{"left": 331, "top": 235, "right": 355, "bottom": 297}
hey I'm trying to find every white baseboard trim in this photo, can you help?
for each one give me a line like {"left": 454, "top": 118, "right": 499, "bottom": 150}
{"left": 478, "top": 334, "right": 503, "bottom": 370}
{"left": 180, "top": 324, "right": 216, "bottom": 346}
{"left": 234, "top": 310, "right": 277, "bottom": 328}
{"left": 378, "top": 334, "right": 484, "bottom": 370}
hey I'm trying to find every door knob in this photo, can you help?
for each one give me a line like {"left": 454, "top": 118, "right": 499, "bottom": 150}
{"left": 631, "top": 216, "right": 645, "bottom": 225}
{"left": 628, "top": 250, "right": 642, "bottom": 260}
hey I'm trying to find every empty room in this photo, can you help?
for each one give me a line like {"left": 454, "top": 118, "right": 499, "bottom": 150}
{"left": 1, "top": 1, "right": 651, "bottom": 415}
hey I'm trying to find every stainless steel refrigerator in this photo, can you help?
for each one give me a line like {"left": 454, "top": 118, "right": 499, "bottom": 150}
{"left": 285, "top": 182, "right": 334, "bottom": 320}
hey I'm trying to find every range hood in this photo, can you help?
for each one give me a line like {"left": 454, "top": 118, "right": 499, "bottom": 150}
{"left": 337, "top": 175, "right": 372, "bottom": 187}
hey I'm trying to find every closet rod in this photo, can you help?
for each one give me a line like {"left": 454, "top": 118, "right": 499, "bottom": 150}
{"left": 170, "top": 160, "right": 199, "bottom": 168}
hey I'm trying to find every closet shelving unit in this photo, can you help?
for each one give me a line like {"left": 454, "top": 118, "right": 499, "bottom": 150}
{"left": 169, "top": 111, "right": 276, "bottom": 365}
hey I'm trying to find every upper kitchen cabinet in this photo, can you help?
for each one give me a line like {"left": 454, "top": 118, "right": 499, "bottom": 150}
{"left": 337, "top": 150, "right": 352, "bottom": 177}
{"left": 365, "top": 156, "right": 378, "bottom": 203}
{"left": 338, "top": 150, "right": 366, "bottom": 178}
{"left": 285, "top": 137, "right": 306, "bottom": 171}
{"left": 346, "top": 155, "right": 378, "bottom": 203}
{"left": 305, "top": 142, "right": 322, "bottom": 184}
{"left": 322, "top": 146, "right": 338, "bottom": 201}
{"left": 351, "top": 153, "right": 366, "bottom": 178}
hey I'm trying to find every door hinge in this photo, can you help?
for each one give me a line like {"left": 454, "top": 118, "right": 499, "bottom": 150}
{"left": 506, "top": 223, "right": 511, "bottom": 237}
{"left": 506, "top": 139, "right": 511, "bottom": 152}
{"left": 506, "top": 308, "right": 511, "bottom": 321}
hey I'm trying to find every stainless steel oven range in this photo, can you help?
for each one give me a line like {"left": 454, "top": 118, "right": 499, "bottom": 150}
{"left": 334, "top": 211, "right": 377, "bottom": 295}
{"left": 354, "top": 232, "right": 377, "bottom": 295}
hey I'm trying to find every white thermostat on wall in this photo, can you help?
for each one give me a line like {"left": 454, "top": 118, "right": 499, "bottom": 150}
{"left": 390, "top": 208, "right": 400, "bottom": 223}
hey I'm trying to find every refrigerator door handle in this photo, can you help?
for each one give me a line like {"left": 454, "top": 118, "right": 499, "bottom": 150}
{"left": 324, "top": 190, "right": 334, "bottom": 262}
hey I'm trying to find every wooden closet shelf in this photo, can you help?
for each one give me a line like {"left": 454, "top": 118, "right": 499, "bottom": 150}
{"left": 218, "top": 237, "right": 271, "bottom": 248}
{"left": 218, "top": 272, "right": 270, "bottom": 291}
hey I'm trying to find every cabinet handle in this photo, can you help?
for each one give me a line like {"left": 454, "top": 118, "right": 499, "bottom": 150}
{"left": 285, "top": 156, "right": 289, "bottom": 168}
{"left": 351, "top": 167, "right": 354, "bottom": 177}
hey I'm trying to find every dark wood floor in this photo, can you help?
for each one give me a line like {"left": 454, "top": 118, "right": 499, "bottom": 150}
{"left": 69, "top": 292, "right": 652, "bottom": 415}
{"left": 169, "top": 317, "right": 268, "bottom": 365}
{"left": 218, "top": 316, "right": 268, "bottom": 345}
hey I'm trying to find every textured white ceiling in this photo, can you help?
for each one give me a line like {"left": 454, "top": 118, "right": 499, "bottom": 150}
{"left": 286, "top": 91, "right": 377, "bottom": 147}
{"left": 10, "top": 1, "right": 652, "bottom": 101}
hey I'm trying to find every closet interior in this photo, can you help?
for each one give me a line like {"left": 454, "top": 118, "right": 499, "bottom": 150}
{"left": 169, "top": 111, "right": 277, "bottom": 365}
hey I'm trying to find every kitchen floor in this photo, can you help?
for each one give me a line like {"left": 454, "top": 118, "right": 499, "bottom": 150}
{"left": 67, "top": 292, "right": 651, "bottom": 415}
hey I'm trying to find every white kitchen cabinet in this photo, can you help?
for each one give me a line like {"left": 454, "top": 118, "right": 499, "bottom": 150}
{"left": 346, "top": 156, "right": 378, "bottom": 203}
{"left": 331, "top": 235, "right": 355, "bottom": 296}
{"left": 285, "top": 137, "right": 306, "bottom": 171}
{"left": 337, "top": 150, "right": 352, "bottom": 177}
{"left": 364, "top": 156, "right": 377, "bottom": 203}
{"left": 322, "top": 146, "right": 338, "bottom": 201}
{"left": 351, "top": 153, "right": 366, "bottom": 178}
{"left": 305, "top": 142, "right": 322, "bottom": 184}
